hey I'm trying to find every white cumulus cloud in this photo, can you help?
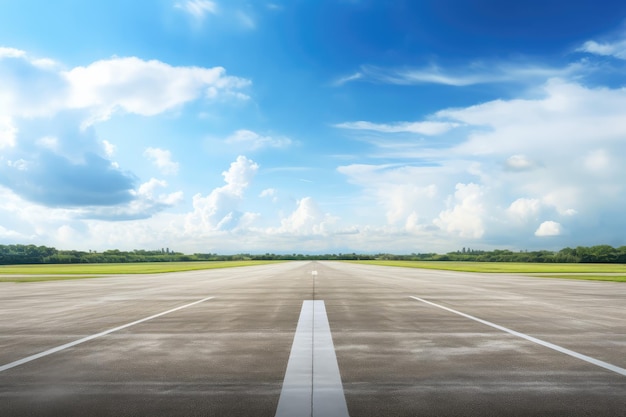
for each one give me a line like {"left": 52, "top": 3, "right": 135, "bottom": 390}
{"left": 507, "top": 198, "right": 541, "bottom": 222}
{"left": 0, "top": 116, "right": 17, "bottom": 148}
{"left": 276, "top": 197, "right": 337, "bottom": 235}
{"left": 36, "top": 136, "right": 59, "bottom": 151}
{"left": 79, "top": 178, "right": 184, "bottom": 221}
{"left": 0, "top": 47, "right": 26, "bottom": 58}
{"left": 504, "top": 155, "right": 537, "bottom": 171}
{"left": 185, "top": 156, "right": 259, "bottom": 232}
{"left": 583, "top": 149, "right": 611, "bottom": 175}
{"left": 259, "top": 188, "right": 278, "bottom": 202}
{"left": 65, "top": 57, "right": 250, "bottom": 123}
{"left": 102, "top": 140, "right": 116, "bottom": 158}
{"left": 434, "top": 183, "right": 485, "bottom": 239}
{"left": 259, "top": 188, "right": 276, "bottom": 198}
{"left": 336, "top": 78, "right": 626, "bottom": 249}
{"left": 0, "top": 48, "right": 250, "bottom": 125}
{"left": 144, "top": 147, "right": 179, "bottom": 175}
{"left": 0, "top": 48, "right": 249, "bottom": 220}
{"left": 535, "top": 221, "right": 562, "bottom": 237}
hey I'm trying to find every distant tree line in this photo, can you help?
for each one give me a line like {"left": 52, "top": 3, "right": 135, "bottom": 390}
{"left": 375, "top": 245, "right": 626, "bottom": 263}
{"left": 0, "top": 245, "right": 188, "bottom": 265}
{"left": 1, "top": 244, "right": 626, "bottom": 265}
{"left": 0, "top": 246, "right": 379, "bottom": 265}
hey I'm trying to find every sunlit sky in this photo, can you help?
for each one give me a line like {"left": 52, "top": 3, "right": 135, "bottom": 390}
{"left": 2, "top": 0, "right": 626, "bottom": 253}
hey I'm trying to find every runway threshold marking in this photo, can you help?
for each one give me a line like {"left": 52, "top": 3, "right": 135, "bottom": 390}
{"left": 0, "top": 296, "right": 215, "bottom": 373}
{"left": 275, "top": 300, "right": 349, "bottom": 417}
{"left": 410, "top": 296, "right": 626, "bottom": 377}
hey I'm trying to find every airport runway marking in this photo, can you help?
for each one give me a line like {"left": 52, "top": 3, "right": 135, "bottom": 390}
{"left": 410, "top": 296, "right": 626, "bottom": 377}
{"left": 275, "top": 300, "right": 349, "bottom": 417}
{"left": 0, "top": 296, "right": 215, "bottom": 373}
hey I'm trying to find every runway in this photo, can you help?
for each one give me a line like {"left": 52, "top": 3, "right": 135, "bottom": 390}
{"left": 1, "top": 261, "right": 624, "bottom": 416}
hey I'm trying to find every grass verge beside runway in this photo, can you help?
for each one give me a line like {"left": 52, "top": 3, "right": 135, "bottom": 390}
{"left": 0, "top": 261, "right": 283, "bottom": 282}
{"left": 0, "top": 275, "right": 105, "bottom": 283}
{"left": 530, "top": 274, "right": 626, "bottom": 282}
{"left": 347, "top": 260, "right": 626, "bottom": 282}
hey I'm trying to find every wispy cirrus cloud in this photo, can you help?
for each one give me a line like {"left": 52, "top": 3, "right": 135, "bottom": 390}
{"left": 225, "top": 129, "right": 292, "bottom": 150}
{"left": 266, "top": 3, "right": 282, "bottom": 11}
{"left": 174, "top": 0, "right": 218, "bottom": 20}
{"left": 174, "top": 1, "right": 258, "bottom": 30}
{"left": 578, "top": 35, "right": 626, "bottom": 60}
{"left": 335, "top": 120, "right": 459, "bottom": 135}
{"left": 235, "top": 10, "right": 256, "bottom": 29}
{"left": 332, "top": 72, "right": 363, "bottom": 86}
{"left": 336, "top": 61, "right": 587, "bottom": 87}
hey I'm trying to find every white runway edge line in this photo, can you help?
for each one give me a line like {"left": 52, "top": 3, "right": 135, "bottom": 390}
{"left": 410, "top": 296, "right": 626, "bottom": 377}
{"left": 275, "top": 300, "right": 350, "bottom": 417}
{"left": 0, "top": 296, "right": 215, "bottom": 373}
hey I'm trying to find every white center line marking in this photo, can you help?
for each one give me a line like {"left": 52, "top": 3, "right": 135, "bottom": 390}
{"left": 276, "top": 300, "right": 349, "bottom": 417}
{"left": 410, "top": 296, "right": 626, "bottom": 377}
{"left": 0, "top": 296, "right": 215, "bottom": 373}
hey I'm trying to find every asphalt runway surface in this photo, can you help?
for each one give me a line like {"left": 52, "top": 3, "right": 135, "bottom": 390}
{"left": 0, "top": 261, "right": 624, "bottom": 416}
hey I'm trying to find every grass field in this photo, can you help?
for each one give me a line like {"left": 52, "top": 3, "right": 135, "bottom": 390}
{"left": 2, "top": 260, "right": 625, "bottom": 283}
{"left": 348, "top": 260, "right": 626, "bottom": 282}
{"left": 531, "top": 275, "right": 626, "bottom": 282}
{"left": 0, "top": 275, "right": 106, "bottom": 283}
{"left": 0, "top": 260, "right": 283, "bottom": 282}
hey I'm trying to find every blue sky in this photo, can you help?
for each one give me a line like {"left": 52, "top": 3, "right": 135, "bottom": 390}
{"left": 2, "top": 0, "right": 626, "bottom": 253}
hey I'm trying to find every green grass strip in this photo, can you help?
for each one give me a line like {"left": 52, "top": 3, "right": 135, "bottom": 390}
{"left": 0, "top": 260, "right": 283, "bottom": 279}
{"left": 347, "top": 260, "right": 626, "bottom": 274}
{"left": 530, "top": 275, "right": 626, "bottom": 282}
{"left": 0, "top": 275, "right": 105, "bottom": 283}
